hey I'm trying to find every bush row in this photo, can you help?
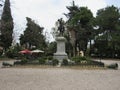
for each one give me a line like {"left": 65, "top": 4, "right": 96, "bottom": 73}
{"left": 13, "top": 56, "right": 105, "bottom": 67}
{"left": 71, "top": 56, "right": 104, "bottom": 66}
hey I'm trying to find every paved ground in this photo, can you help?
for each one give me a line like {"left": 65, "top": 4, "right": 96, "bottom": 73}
{"left": 0, "top": 68, "right": 120, "bottom": 90}
{"left": 0, "top": 59, "right": 120, "bottom": 90}
{"left": 0, "top": 60, "right": 15, "bottom": 68}
{"left": 93, "top": 59, "right": 120, "bottom": 69}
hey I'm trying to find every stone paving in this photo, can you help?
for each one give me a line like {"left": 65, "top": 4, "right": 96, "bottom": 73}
{"left": 0, "top": 59, "right": 120, "bottom": 90}
{"left": 0, "top": 67, "right": 120, "bottom": 90}
{"left": 93, "top": 59, "right": 120, "bottom": 69}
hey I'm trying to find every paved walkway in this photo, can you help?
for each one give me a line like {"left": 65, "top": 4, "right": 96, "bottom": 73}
{"left": 0, "top": 60, "right": 15, "bottom": 68}
{"left": 0, "top": 59, "right": 120, "bottom": 90}
{"left": 0, "top": 68, "right": 120, "bottom": 90}
{"left": 93, "top": 59, "right": 120, "bottom": 69}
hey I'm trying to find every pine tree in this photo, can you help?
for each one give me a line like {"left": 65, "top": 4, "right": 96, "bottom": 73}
{"left": 0, "top": 0, "right": 14, "bottom": 50}
{"left": 95, "top": 5, "right": 120, "bottom": 58}
{"left": 65, "top": 1, "right": 94, "bottom": 56}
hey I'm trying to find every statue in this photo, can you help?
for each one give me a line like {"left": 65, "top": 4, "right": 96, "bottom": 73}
{"left": 54, "top": 18, "right": 68, "bottom": 65}
{"left": 57, "top": 18, "right": 65, "bottom": 36}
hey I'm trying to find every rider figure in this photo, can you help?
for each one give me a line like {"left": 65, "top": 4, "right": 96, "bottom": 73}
{"left": 58, "top": 18, "right": 65, "bottom": 36}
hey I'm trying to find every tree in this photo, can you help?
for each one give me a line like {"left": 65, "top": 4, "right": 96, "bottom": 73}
{"left": 46, "top": 41, "right": 57, "bottom": 56}
{"left": 20, "top": 17, "right": 46, "bottom": 50}
{"left": 65, "top": 1, "right": 79, "bottom": 56}
{"left": 94, "top": 5, "right": 120, "bottom": 58}
{"left": 75, "top": 7, "right": 93, "bottom": 54}
{"left": 65, "top": 1, "right": 94, "bottom": 56}
{"left": 0, "top": 0, "right": 14, "bottom": 50}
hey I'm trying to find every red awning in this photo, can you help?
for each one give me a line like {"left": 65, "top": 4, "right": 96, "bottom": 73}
{"left": 19, "top": 49, "right": 31, "bottom": 54}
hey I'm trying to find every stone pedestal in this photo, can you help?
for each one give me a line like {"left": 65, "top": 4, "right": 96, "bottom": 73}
{"left": 54, "top": 36, "right": 68, "bottom": 63}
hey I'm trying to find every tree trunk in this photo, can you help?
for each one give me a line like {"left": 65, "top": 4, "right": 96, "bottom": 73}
{"left": 69, "top": 29, "right": 76, "bottom": 57}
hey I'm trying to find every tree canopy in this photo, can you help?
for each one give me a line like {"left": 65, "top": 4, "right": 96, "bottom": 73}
{"left": 0, "top": 0, "right": 14, "bottom": 50}
{"left": 65, "top": 1, "right": 94, "bottom": 56}
{"left": 20, "top": 17, "right": 46, "bottom": 50}
{"left": 94, "top": 5, "right": 120, "bottom": 58}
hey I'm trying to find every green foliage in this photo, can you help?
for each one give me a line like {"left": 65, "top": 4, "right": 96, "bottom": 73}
{"left": 93, "top": 5, "right": 120, "bottom": 58}
{"left": 0, "top": 0, "right": 14, "bottom": 50}
{"left": 20, "top": 17, "right": 46, "bottom": 49}
{"left": 52, "top": 59, "right": 59, "bottom": 66}
{"left": 90, "top": 60, "right": 104, "bottom": 67}
{"left": 14, "top": 59, "right": 28, "bottom": 65}
{"left": 14, "top": 61, "right": 21, "bottom": 65}
{"left": 5, "top": 49, "right": 14, "bottom": 58}
{"left": 71, "top": 56, "right": 105, "bottom": 66}
{"left": 47, "top": 56, "right": 53, "bottom": 60}
{"left": 65, "top": 1, "right": 94, "bottom": 55}
{"left": 64, "top": 33, "right": 73, "bottom": 57}
{"left": 64, "top": 2, "right": 120, "bottom": 58}
{"left": 5, "top": 44, "right": 22, "bottom": 58}
{"left": 46, "top": 42, "right": 57, "bottom": 56}
{"left": 38, "top": 58, "right": 46, "bottom": 65}
{"left": 94, "top": 40, "right": 108, "bottom": 56}
{"left": 20, "top": 59, "right": 28, "bottom": 65}
{"left": 96, "top": 5, "right": 120, "bottom": 31}
{"left": 62, "top": 59, "right": 68, "bottom": 66}
{"left": 71, "top": 56, "right": 89, "bottom": 64}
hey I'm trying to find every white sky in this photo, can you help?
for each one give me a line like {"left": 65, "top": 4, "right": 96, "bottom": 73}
{"left": 7, "top": 0, "right": 120, "bottom": 42}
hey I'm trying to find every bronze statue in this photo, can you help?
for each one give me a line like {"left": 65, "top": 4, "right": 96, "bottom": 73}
{"left": 58, "top": 18, "right": 65, "bottom": 36}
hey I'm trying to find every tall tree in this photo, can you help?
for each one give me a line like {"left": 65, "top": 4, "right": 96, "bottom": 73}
{"left": 20, "top": 17, "right": 46, "bottom": 50}
{"left": 75, "top": 7, "right": 93, "bottom": 54}
{"left": 65, "top": 1, "right": 79, "bottom": 56}
{"left": 65, "top": 1, "right": 94, "bottom": 56}
{"left": 0, "top": 0, "right": 14, "bottom": 50}
{"left": 94, "top": 5, "right": 120, "bottom": 58}
{"left": 96, "top": 5, "right": 120, "bottom": 35}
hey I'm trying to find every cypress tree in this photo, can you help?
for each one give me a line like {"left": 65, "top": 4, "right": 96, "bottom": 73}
{"left": 0, "top": 0, "right": 14, "bottom": 50}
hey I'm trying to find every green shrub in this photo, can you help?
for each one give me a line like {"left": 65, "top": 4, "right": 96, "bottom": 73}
{"left": 80, "top": 56, "right": 87, "bottom": 60}
{"left": 5, "top": 49, "right": 15, "bottom": 58}
{"left": 5, "top": 45, "right": 22, "bottom": 58}
{"left": 52, "top": 59, "right": 59, "bottom": 66}
{"left": 39, "top": 58, "right": 45, "bottom": 64}
{"left": 20, "top": 59, "right": 28, "bottom": 65}
{"left": 42, "top": 56, "right": 47, "bottom": 60}
{"left": 14, "top": 59, "right": 28, "bottom": 65}
{"left": 71, "top": 56, "right": 89, "bottom": 64}
{"left": 62, "top": 59, "right": 68, "bottom": 66}
{"left": 14, "top": 61, "right": 21, "bottom": 65}
{"left": 90, "top": 60, "right": 104, "bottom": 66}
{"left": 47, "top": 56, "right": 53, "bottom": 60}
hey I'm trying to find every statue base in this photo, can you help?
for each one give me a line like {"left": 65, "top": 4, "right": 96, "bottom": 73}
{"left": 53, "top": 36, "right": 68, "bottom": 63}
{"left": 54, "top": 53, "right": 68, "bottom": 63}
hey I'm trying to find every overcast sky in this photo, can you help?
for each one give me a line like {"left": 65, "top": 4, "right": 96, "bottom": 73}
{"left": 8, "top": 0, "right": 120, "bottom": 42}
